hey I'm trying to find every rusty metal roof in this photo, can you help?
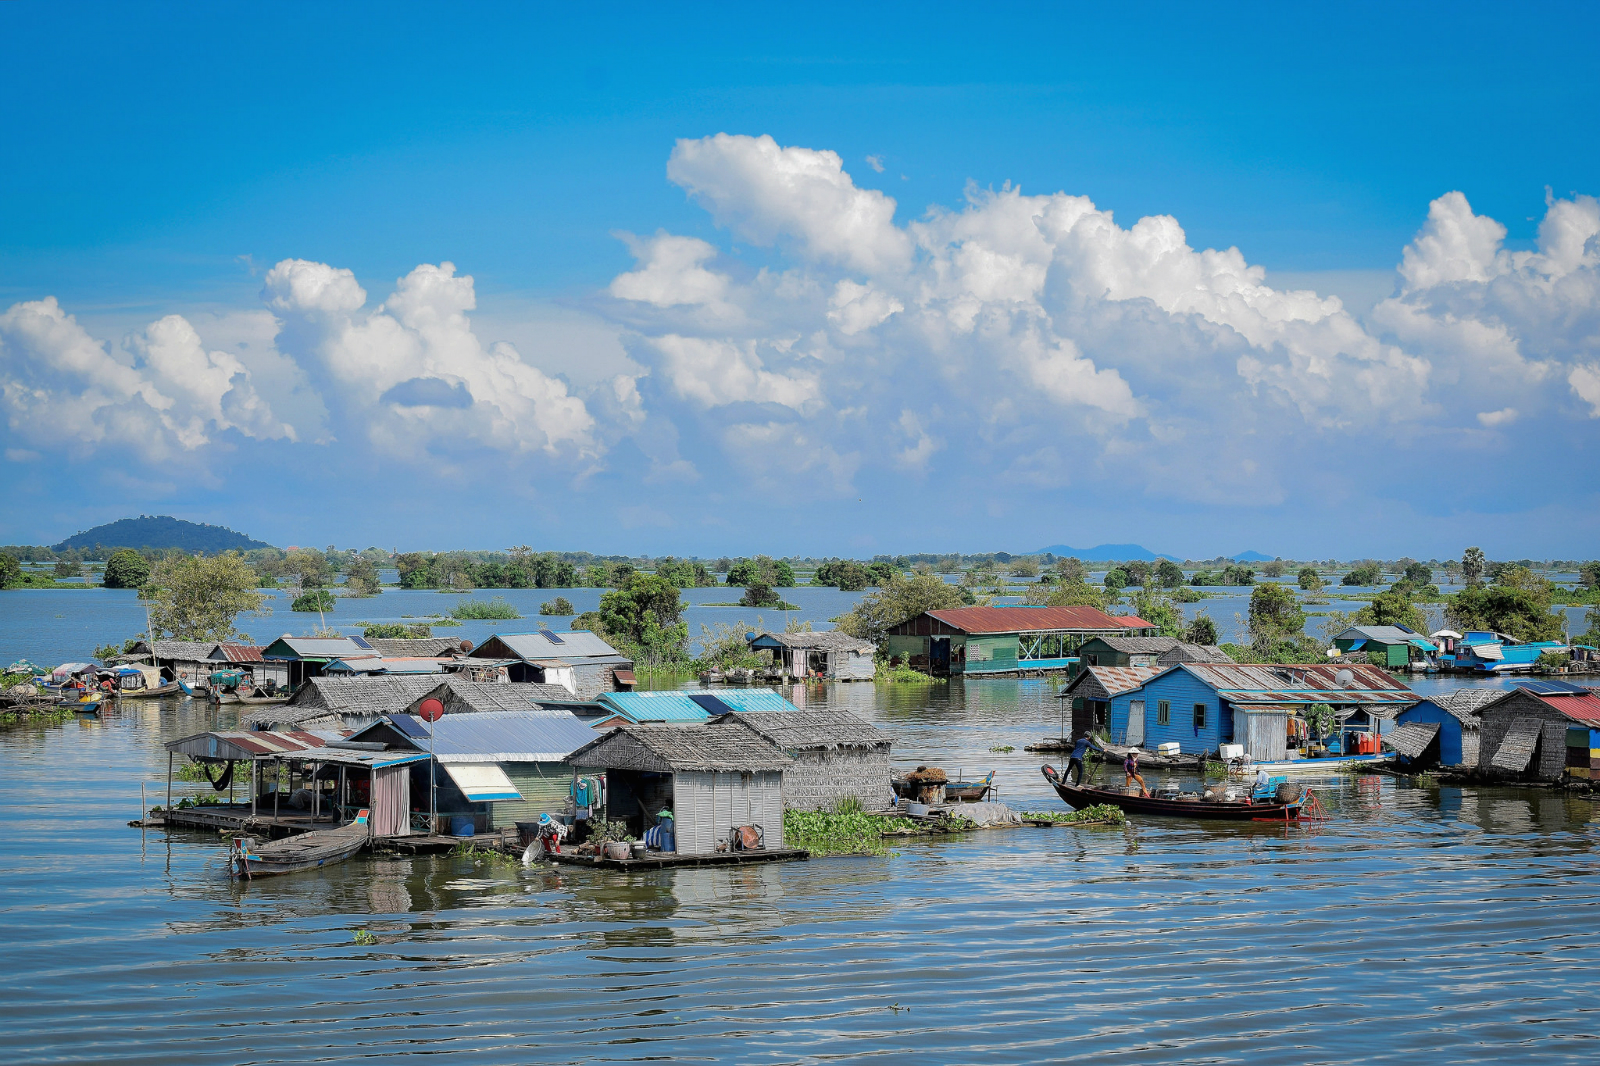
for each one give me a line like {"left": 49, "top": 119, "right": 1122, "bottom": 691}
{"left": 1059, "top": 665, "right": 1159, "bottom": 699}
{"left": 1176, "top": 662, "right": 1416, "bottom": 705}
{"left": 1525, "top": 689, "right": 1600, "bottom": 727}
{"left": 920, "top": 606, "right": 1157, "bottom": 635}
{"left": 212, "top": 644, "right": 265, "bottom": 663}
{"left": 165, "top": 729, "right": 334, "bottom": 760}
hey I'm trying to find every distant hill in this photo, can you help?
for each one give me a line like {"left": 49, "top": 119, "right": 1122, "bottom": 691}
{"left": 1032, "top": 543, "right": 1180, "bottom": 562}
{"left": 1232, "top": 550, "right": 1274, "bottom": 562}
{"left": 53, "top": 516, "right": 272, "bottom": 554}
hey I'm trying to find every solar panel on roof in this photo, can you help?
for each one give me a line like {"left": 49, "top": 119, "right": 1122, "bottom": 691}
{"left": 388, "top": 713, "right": 431, "bottom": 738}
{"left": 1517, "top": 679, "right": 1589, "bottom": 695}
{"left": 540, "top": 629, "right": 565, "bottom": 644}
{"left": 689, "top": 693, "right": 736, "bottom": 716}
{"left": 350, "top": 635, "right": 375, "bottom": 650}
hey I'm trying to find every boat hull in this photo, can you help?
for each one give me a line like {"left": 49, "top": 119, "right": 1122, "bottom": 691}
{"left": 118, "top": 682, "right": 181, "bottom": 699}
{"left": 1244, "top": 753, "right": 1394, "bottom": 775}
{"left": 232, "top": 818, "right": 371, "bottom": 878}
{"left": 1041, "top": 766, "right": 1302, "bottom": 821}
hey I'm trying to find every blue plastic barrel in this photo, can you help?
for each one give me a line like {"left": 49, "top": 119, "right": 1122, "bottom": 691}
{"left": 450, "top": 816, "right": 475, "bottom": 837}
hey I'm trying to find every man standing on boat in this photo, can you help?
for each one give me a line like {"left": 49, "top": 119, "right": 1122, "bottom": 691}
{"left": 1124, "top": 750, "right": 1149, "bottom": 797}
{"left": 1067, "top": 732, "right": 1090, "bottom": 785}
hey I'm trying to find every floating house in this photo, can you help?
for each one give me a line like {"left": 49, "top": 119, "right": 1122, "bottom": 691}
{"left": 1391, "top": 688, "right": 1503, "bottom": 768}
{"left": 259, "top": 635, "right": 383, "bottom": 689}
{"left": 207, "top": 643, "right": 290, "bottom": 691}
{"left": 1441, "top": 631, "right": 1569, "bottom": 674}
{"left": 466, "top": 630, "right": 635, "bottom": 696}
{"left": 162, "top": 727, "right": 429, "bottom": 838}
{"left": 1092, "top": 662, "right": 1416, "bottom": 762}
{"left": 322, "top": 656, "right": 452, "bottom": 676}
{"left": 1074, "top": 636, "right": 1232, "bottom": 671}
{"left": 709, "top": 708, "right": 891, "bottom": 810}
{"left": 245, "top": 676, "right": 466, "bottom": 730}
{"left": 1330, "top": 625, "right": 1438, "bottom": 669}
{"left": 363, "top": 637, "right": 475, "bottom": 658}
{"left": 124, "top": 640, "right": 219, "bottom": 687}
{"left": 745, "top": 631, "right": 876, "bottom": 680}
{"left": 396, "top": 679, "right": 577, "bottom": 717}
{"left": 1480, "top": 681, "right": 1600, "bottom": 779}
{"left": 568, "top": 720, "right": 790, "bottom": 852}
{"left": 1060, "top": 665, "right": 1160, "bottom": 737}
{"left": 349, "top": 710, "right": 601, "bottom": 834}
{"left": 884, "top": 606, "right": 1157, "bottom": 677}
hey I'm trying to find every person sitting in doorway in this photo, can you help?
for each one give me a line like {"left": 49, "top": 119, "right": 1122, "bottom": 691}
{"left": 1124, "top": 750, "right": 1149, "bottom": 798}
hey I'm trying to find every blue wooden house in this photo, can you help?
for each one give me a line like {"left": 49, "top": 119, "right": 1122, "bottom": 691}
{"left": 1101, "top": 662, "right": 1417, "bottom": 761}
{"left": 1392, "top": 688, "right": 1503, "bottom": 768}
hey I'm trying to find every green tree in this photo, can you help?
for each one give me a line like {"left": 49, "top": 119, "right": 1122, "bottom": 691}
{"left": 1124, "top": 561, "right": 1152, "bottom": 587}
{"left": 1343, "top": 561, "right": 1381, "bottom": 586}
{"left": 1222, "top": 564, "right": 1256, "bottom": 586}
{"left": 282, "top": 549, "right": 335, "bottom": 589}
{"left": 1154, "top": 559, "right": 1185, "bottom": 588}
{"left": 343, "top": 555, "right": 381, "bottom": 597}
{"left": 144, "top": 553, "right": 268, "bottom": 642}
{"left": 833, "top": 572, "right": 967, "bottom": 649}
{"left": 1403, "top": 561, "right": 1433, "bottom": 586}
{"left": 1103, "top": 567, "right": 1129, "bottom": 592}
{"left": 1578, "top": 561, "right": 1600, "bottom": 590}
{"left": 0, "top": 552, "right": 22, "bottom": 589}
{"left": 1353, "top": 589, "right": 1428, "bottom": 632}
{"left": 396, "top": 552, "right": 435, "bottom": 589}
{"left": 102, "top": 548, "right": 151, "bottom": 589}
{"left": 598, "top": 572, "right": 689, "bottom": 665}
{"left": 539, "top": 596, "right": 576, "bottom": 616}
{"left": 1262, "top": 560, "right": 1286, "bottom": 578}
{"left": 291, "top": 589, "right": 336, "bottom": 612}
{"left": 815, "top": 559, "right": 872, "bottom": 591}
{"left": 1445, "top": 566, "right": 1564, "bottom": 642}
{"left": 1461, "top": 546, "right": 1486, "bottom": 587}
{"left": 726, "top": 556, "right": 794, "bottom": 588}
{"left": 741, "top": 580, "right": 782, "bottom": 608}
{"left": 1247, "top": 581, "right": 1307, "bottom": 654}
{"left": 1183, "top": 613, "right": 1219, "bottom": 645}
{"left": 1127, "top": 589, "right": 1183, "bottom": 637}
{"left": 52, "top": 559, "right": 80, "bottom": 578}
{"left": 1298, "top": 566, "right": 1324, "bottom": 592}
{"left": 1053, "top": 557, "right": 1087, "bottom": 583}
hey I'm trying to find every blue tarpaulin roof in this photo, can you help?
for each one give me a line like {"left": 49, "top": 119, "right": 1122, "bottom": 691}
{"left": 596, "top": 688, "right": 801, "bottom": 722}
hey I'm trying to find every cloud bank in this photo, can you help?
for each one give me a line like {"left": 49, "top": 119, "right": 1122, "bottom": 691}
{"left": 3, "top": 133, "right": 1597, "bottom": 548}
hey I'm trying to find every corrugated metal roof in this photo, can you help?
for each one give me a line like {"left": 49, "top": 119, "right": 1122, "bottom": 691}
{"left": 365, "top": 710, "right": 601, "bottom": 762}
{"left": 1178, "top": 662, "right": 1416, "bottom": 704}
{"left": 595, "top": 687, "right": 801, "bottom": 722}
{"left": 166, "top": 729, "right": 332, "bottom": 759}
{"left": 473, "top": 630, "right": 621, "bottom": 660}
{"left": 1060, "top": 665, "right": 1160, "bottom": 699}
{"left": 212, "top": 644, "right": 265, "bottom": 663}
{"left": 260, "top": 637, "right": 377, "bottom": 661}
{"left": 920, "top": 606, "right": 1157, "bottom": 634}
{"left": 1526, "top": 689, "right": 1600, "bottom": 727}
{"left": 748, "top": 631, "right": 874, "bottom": 652}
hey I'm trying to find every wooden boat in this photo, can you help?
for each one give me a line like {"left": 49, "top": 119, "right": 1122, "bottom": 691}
{"left": 118, "top": 681, "right": 181, "bottom": 699}
{"left": 1089, "top": 736, "right": 1205, "bottom": 769}
{"left": 63, "top": 698, "right": 103, "bottom": 716}
{"left": 1040, "top": 765, "right": 1304, "bottom": 821}
{"left": 231, "top": 810, "right": 371, "bottom": 878}
{"left": 176, "top": 678, "right": 203, "bottom": 698}
{"left": 944, "top": 770, "right": 995, "bottom": 802}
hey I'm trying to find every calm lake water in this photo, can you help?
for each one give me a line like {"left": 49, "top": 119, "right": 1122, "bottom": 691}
{"left": 4, "top": 678, "right": 1600, "bottom": 1064}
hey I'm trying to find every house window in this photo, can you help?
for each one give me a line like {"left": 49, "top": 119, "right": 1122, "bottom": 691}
{"left": 1157, "top": 700, "right": 1170, "bottom": 726}
{"left": 1194, "top": 703, "right": 1207, "bottom": 730}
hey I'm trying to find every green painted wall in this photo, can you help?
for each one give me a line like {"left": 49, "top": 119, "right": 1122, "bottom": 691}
{"left": 488, "top": 762, "right": 572, "bottom": 829}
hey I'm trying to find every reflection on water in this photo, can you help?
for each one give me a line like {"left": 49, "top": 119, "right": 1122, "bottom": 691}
{"left": 4, "top": 683, "right": 1600, "bottom": 1063}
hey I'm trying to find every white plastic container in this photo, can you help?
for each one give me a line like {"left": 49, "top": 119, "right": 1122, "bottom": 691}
{"left": 1219, "top": 744, "right": 1245, "bottom": 761}
{"left": 1157, "top": 742, "right": 1181, "bottom": 755}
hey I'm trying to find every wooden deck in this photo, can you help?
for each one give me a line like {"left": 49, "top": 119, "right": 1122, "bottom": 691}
{"left": 547, "top": 847, "right": 810, "bottom": 870}
{"left": 145, "top": 804, "right": 339, "bottom": 838}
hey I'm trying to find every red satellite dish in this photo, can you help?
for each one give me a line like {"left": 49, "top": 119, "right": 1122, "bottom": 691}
{"left": 417, "top": 697, "right": 444, "bottom": 722}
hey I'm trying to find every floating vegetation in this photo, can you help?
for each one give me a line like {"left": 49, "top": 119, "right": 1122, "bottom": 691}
{"left": 1021, "top": 804, "right": 1126, "bottom": 826}
{"left": 988, "top": 745, "right": 1015, "bottom": 753}
{"left": 352, "top": 930, "right": 378, "bottom": 946}
{"left": 449, "top": 597, "right": 521, "bottom": 620}
{"left": 783, "top": 806, "right": 920, "bottom": 856}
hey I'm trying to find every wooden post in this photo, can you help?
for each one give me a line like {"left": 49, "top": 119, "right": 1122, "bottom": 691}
{"left": 312, "top": 761, "right": 319, "bottom": 822}
{"left": 339, "top": 765, "right": 347, "bottom": 821}
{"left": 165, "top": 751, "right": 173, "bottom": 812}
{"left": 251, "top": 760, "right": 257, "bottom": 818}
{"left": 273, "top": 758, "right": 280, "bottom": 821}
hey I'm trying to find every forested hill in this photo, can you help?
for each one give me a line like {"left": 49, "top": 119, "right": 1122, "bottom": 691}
{"left": 52, "top": 516, "right": 272, "bottom": 553}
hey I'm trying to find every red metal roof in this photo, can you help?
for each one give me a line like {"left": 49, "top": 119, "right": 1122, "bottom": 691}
{"left": 921, "top": 606, "right": 1157, "bottom": 635}
{"left": 1529, "top": 691, "right": 1600, "bottom": 727}
{"left": 217, "top": 644, "right": 265, "bottom": 663}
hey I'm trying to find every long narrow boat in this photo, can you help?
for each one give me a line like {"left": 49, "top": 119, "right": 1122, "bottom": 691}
{"left": 1089, "top": 736, "right": 1205, "bottom": 769}
{"left": 231, "top": 811, "right": 371, "bottom": 878}
{"left": 1041, "top": 765, "right": 1304, "bottom": 821}
{"left": 945, "top": 770, "right": 996, "bottom": 802}
{"left": 119, "top": 681, "right": 182, "bottom": 700}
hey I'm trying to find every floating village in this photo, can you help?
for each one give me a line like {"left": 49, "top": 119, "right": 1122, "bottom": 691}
{"left": 7, "top": 588, "right": 1600, "bottom": 879}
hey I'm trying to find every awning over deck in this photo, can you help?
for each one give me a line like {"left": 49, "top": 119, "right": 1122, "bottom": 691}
{"left": 439, "top": 762, "right": 523, "bottom": 802}
{"left": 1490, "top": 717, "right": 1545, "bottom": 772}
{"left": 1384, "top": 721, "right": 1441, "bottom": 759}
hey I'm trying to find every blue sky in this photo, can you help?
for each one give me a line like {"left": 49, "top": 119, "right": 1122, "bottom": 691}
{"left": 3, "top": 2, "right": 1598, "bottom": 559}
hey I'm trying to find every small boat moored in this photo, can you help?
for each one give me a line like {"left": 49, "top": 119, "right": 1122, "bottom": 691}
{"left": 231, "top": 810, "right": 372, "bottom": 878}
{"left": 1040, "top": 765, "right": 1312, "bottom": 822}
